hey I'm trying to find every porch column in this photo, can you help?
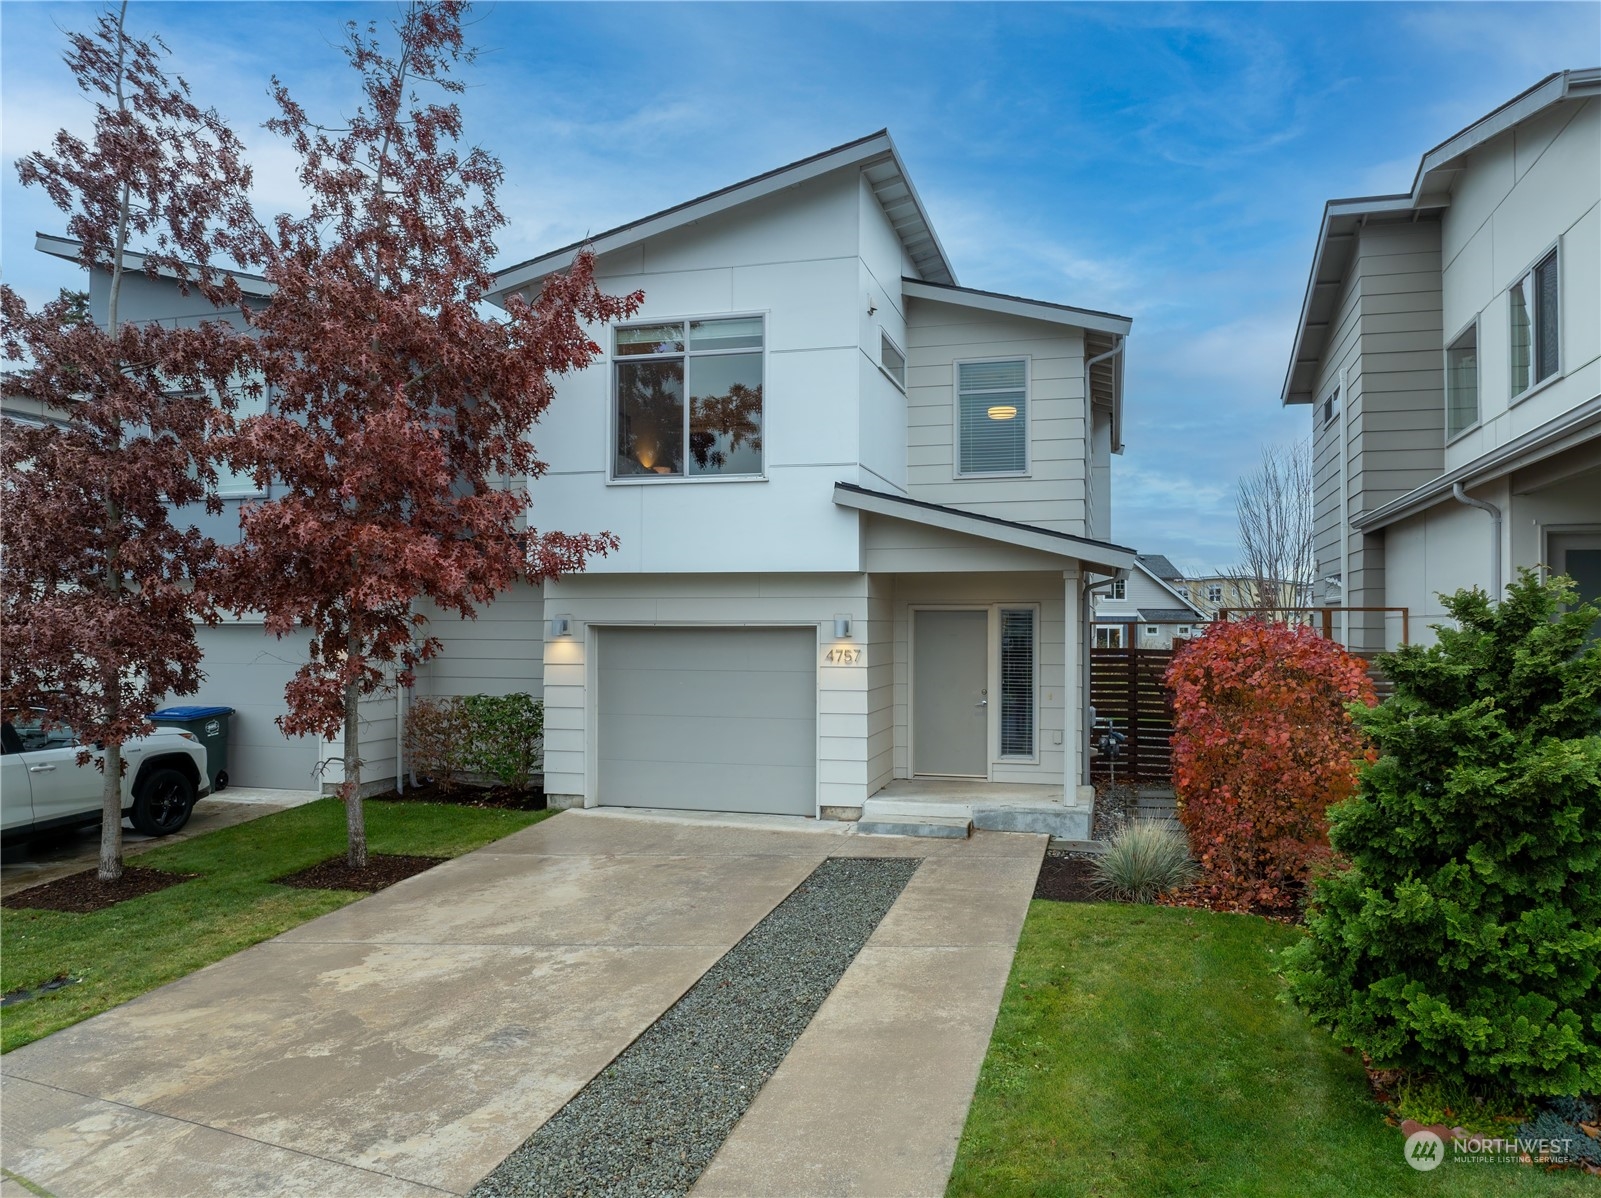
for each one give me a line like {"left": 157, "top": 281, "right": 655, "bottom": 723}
{"left": 1063, "top": 565, "right": 1082, "bottom": 795}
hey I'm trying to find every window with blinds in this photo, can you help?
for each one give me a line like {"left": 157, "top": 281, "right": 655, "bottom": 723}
{"left": 957, "top": 358, "right": 1027, "bottom": 476}
{"left": 999, "top": 608, "right": 1035, "bottom": 757}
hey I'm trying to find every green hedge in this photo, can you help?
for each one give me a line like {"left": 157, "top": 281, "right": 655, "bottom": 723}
{"left": 405, "top": 692, "right": 543, "bottom": 789}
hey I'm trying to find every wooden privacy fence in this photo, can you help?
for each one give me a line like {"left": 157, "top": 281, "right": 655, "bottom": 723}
{"left": 1089, "top": 629, "right": 1180, "bottom": 783}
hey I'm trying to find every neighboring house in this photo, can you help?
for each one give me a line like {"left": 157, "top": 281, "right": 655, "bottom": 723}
{"left": 26, "top": 131, "right": 1138, "bottom": 818}
{"left": 1092, "top": 554, "right": 1205, "bottom": 647}
{"left": 1283, "top": 69, "right": 1601, "bottom": 652}
{"left": 21, "top": 235, "right": 391, "bottom": 795}
{"left": 1175, "top": 573, "right": 1308, "bottom": 621}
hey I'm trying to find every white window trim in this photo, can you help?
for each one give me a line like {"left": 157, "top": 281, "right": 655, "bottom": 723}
{"left": 1444, "top": 316, "right": 1481, "bottom": 446}
{"left": 996, "top": 603, "right": 1040, "bottom": 763}
{"left": 1320, "top": 385, "right": 1340, "bottom": 428}
{"left": 953, "top": 354, "right": 1031, "bottom": 479}
{"left": 878, "top": 329, "right": 907, "bottom": 394}
{"left": 1508, "top": 240, "right": 1562, "bottom": 406}
{"left": 607, "top": 311, "right": 770, "bottom": 485}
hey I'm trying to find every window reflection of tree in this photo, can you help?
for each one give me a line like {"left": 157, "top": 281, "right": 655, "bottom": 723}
{"left": 689, "top": 382, "right": 762, "bottom": 470}
{"left": 616, "top": 360, "right": 683, "bottom": 475}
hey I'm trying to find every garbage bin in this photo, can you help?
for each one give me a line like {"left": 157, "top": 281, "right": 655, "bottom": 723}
{"left": 151, "top": 706, "right": 235, "bottom": 793}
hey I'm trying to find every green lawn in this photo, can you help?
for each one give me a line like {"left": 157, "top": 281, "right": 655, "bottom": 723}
{"left": 1, "top": 799, "right": 550, "bottom": 1053}
{"left": 948, "top": 901, "right": 1589, "bottom": 1198}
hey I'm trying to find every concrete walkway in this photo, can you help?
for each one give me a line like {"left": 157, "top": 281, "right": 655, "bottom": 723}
{"left": 1, "top": 809, "right": 1043, "bottom": 1198}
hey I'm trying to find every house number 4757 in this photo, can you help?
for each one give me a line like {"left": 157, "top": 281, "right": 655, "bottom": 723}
{"left": 825, "top": 647, "right": 861, "bottom": 664}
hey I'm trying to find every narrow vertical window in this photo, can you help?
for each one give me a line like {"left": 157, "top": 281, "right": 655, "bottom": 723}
{"left": 957, "top": 359, "right": 1027, "bottom": 475}
{"left": 1511, "top": 248, "right": 1559, "bottom": 398}
{"left": 999, "top": 608, "right": 1035, "bottom": 756}
{"left": 1445, "top": 323, "right": 1478, "bottom": 438}
{"left": 880, "top": 332, "right": 906, "bottom": 390}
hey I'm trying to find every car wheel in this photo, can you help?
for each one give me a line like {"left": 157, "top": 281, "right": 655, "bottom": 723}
{"left": 131, "top": 767, "right": 196, "bottom": 836}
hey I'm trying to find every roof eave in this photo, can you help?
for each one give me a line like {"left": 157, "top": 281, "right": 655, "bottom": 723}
{"left": 34, "top": 233, "right": 274, "bottom": 299}
{"left": 833, "top": 481, "right": 1138, "bottom": 573}
{"left": 902, "top": 278, "right": 1132, "bottom": 336}
{"left": 1279, "top": 67, "right": 1601, "bottom": 408}
{"left": 490, "top": 131, "right": 957, "bottom": 304}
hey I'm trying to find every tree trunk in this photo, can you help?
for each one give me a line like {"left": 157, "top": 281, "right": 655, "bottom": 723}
{"left": 343, "top": 630, "right": 367, "bottom": 868}
{"left": 98, "top": 742, "right": 124, "bottom": 882}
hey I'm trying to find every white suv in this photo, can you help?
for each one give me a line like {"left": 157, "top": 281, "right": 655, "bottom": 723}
{"left": 1, "top": 714, "right": 211, "bottom": 843}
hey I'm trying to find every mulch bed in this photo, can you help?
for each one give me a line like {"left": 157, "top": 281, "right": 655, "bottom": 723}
{"left": 1033, "top": 854, "right": 1100, "bottom": 903}
{"left": 274, "top": 853, "right": 447, "bottom": 893}
{"left": 367, "top": 780, "right": 546, "bottom": 811}
{"left": 2, "top": 865, "right": 197, "bottom": 913}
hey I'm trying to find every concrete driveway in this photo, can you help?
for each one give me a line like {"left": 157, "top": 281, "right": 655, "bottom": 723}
{"left": 1, "top": 809, "right": 1043, "bottom": 1198}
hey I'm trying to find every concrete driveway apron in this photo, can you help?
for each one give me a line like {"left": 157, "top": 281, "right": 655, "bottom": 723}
{"left": 1, "top": 809, "right": 1043, "bottom": 1198}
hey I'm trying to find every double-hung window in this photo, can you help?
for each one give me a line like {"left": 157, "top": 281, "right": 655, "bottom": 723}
{"left": 1510, "top": 248, "right": 1559, "bottom": 398}
{"left": 614, "top": 317, "right": 764, "bottom": 478}
{"left": 956, "top": 358, "right": 1028, "bottom": 476}
{"left": 1445, "top": 321, "right": 1478, "bottom": 439}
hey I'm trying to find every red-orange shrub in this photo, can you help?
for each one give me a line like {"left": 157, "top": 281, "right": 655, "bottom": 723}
{"left": 1166, "top": 621, "right": 1375, "bottom": 912}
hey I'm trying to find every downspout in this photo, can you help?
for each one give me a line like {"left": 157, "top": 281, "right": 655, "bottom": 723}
{"left": 1082, "top": 572, "right": 1127, "bottom": 787}
{"left": 1451, "top": 482, "right": 1503, "bottom": 597}
{"left": 1337, "top": 367, "right": 1350, "bottom": 649}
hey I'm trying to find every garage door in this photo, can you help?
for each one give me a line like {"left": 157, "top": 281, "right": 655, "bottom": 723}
{"left": 598, "top": 627, "right": 816, "bottom": 816}
{"left": 181, "top": 625, "right": 322, "bottom": 791}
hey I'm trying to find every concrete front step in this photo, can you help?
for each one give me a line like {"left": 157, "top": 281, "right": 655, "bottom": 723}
{"left": 856, "top": 796, "right": 1091, "bottom": 841}
{"left": 971, "top": 805, "right": 1091, "bottom": 840}
{"left": 855, "top": 814, "right": 973, "bottom": 839}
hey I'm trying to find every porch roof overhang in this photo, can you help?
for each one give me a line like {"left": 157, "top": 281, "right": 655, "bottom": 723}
{"left": 833, "top": 482, "right": 1137, "bottom": 574}
{"left": 1352, "top": 393, "right": 1601, "bottom": 531}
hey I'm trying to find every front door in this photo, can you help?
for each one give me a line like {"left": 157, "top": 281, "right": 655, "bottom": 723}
{"left": 1549, "top": 530, "right": 1601, "bottom": 639}
{"left": 913, "top": 609, "right": 988, "bottom": 777}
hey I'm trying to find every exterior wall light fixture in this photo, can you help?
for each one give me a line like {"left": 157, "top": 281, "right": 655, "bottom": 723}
{"left": 550, "top": 614, "right": 573, "bottom": 638}
{"left": 833, "top": 616, "right": 853, "bottom": 639}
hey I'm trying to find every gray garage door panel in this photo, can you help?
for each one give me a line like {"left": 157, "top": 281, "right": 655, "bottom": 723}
{"left": 598, "top": 628, "right": 816, "bottom": 816}
{"left": 183, "top": 626, "right": 321, "bottom": 791}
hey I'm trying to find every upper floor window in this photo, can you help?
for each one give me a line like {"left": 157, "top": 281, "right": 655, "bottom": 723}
{"left": 1108, "top": 578, "right": 1126, "bottom": 600}
{"left": 1206, "top": 584, "right": 1223, "bottom": 604}
{"left": 956, "top": 358, "right": 1027, "bottom": 476}
{"left": 880, "top": 332, "right": 906, "bottom": 391}
{"left": 1510, "top": 248, "right": 1559, "bottom": 398}
{"left": 1445, "top": 322, "right": 1478, "bottom": 439}
{"left": 1320, "top": 386, "right": 1340, "bottom": 428}
{"left": 614, "top": 317, "right": 763, "bottom": 479}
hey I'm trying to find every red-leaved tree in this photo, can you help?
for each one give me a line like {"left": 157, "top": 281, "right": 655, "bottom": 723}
{"left": 0, "top": 2, "right": 257, "bottom": 881}
{"left": 1166, "top": 621, "right": 1376, "bottom": 911}
{"left": 225, "top": 0, "right": 639, "bottom": 866}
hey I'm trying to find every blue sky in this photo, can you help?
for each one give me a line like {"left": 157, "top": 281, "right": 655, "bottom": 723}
{"left": 3, "top": 2, "right": 1596, "bottom": 570}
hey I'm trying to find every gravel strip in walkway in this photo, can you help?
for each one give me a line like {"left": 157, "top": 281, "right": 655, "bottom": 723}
{"left": 470, "top": 855, "right": 922, "bottom": 1198}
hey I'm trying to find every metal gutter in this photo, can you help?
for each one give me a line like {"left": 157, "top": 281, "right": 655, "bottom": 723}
{"left": 1352, "top": 393, "right": 1601, "bottom": 532}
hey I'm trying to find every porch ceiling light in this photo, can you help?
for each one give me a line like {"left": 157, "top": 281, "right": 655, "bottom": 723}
{"left": 987, "top": 404, "right": 1017, "bottom": 421}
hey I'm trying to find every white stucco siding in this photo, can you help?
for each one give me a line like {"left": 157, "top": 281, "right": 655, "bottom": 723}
{"left": 1441, "top": 98, "right": 1600, "bottom": 468}
{"left": 526, "top": 169, "right": 891, "bottom": 576}
{"left": 904, "top": 300, "right": 1089, "bottom": 533}
{"left": 1383, "top": 484, "right": 1510, "bottom": 646}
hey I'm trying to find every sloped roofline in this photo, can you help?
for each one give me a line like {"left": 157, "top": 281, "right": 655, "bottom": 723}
{"left": 833, "top": 481, "right": 1137, "bottom": 573}
{"left": 35, "top": 233, "right": 274, "bottom": 299}
{"left": 489, "top": 130, "right": 956, "bottom": 300}
{"left": 901, "top": 278, "right": 1131, "bottom": 336}
{"left": 1280, "top": 67, "right": 1601, "bottom": 406}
